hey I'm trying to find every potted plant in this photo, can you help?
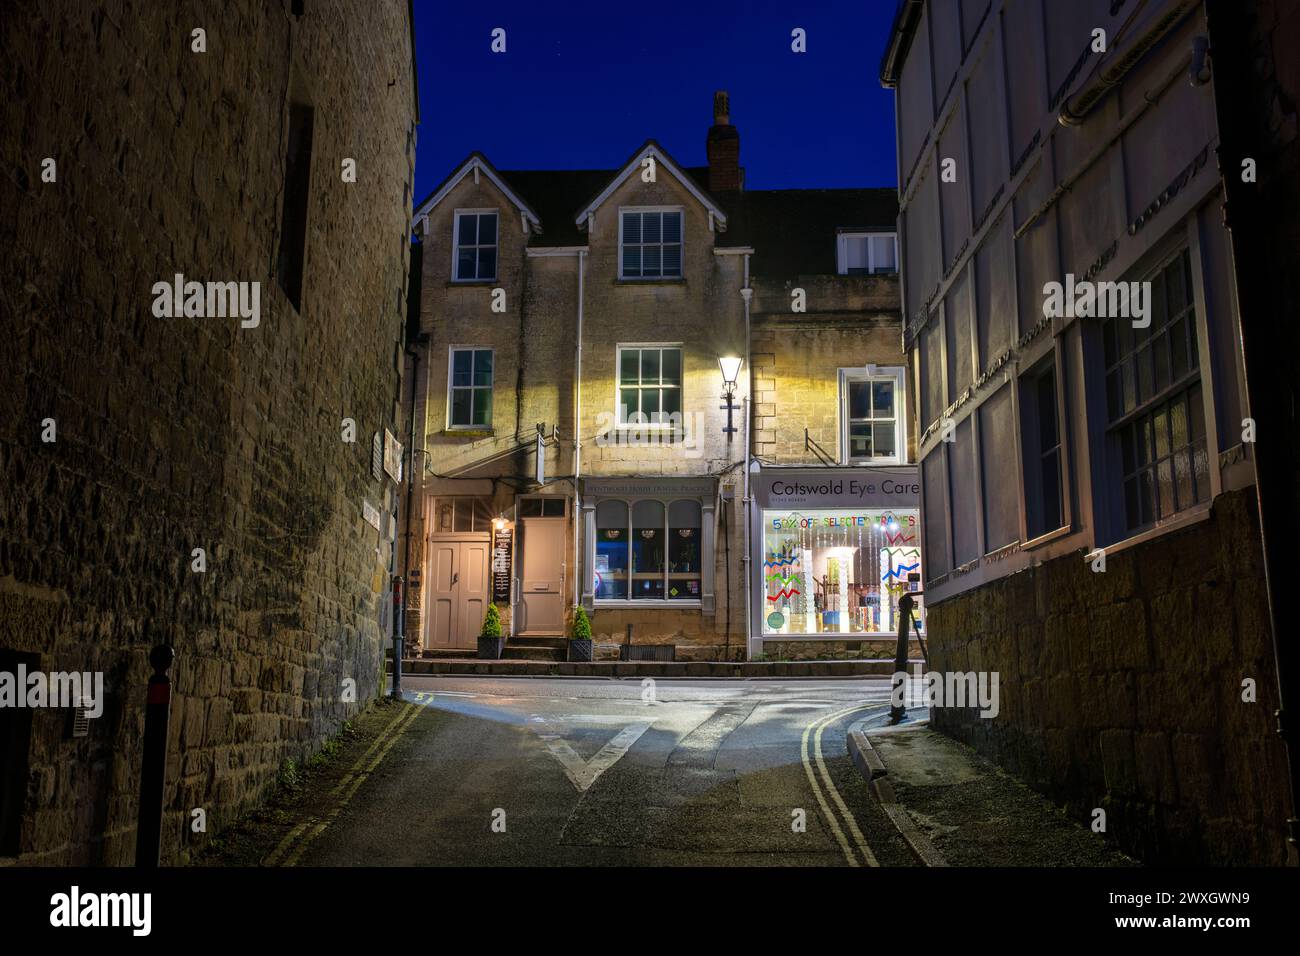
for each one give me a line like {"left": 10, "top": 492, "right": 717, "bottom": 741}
{"left": 568, "top": 606, "right": 593, "bottom": 662}
{"left": 477, "top": 604, "right": 505, "bottom": 659}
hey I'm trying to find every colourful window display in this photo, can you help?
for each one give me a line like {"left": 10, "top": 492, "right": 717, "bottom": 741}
{"left": 760, "top": 508, "right": 924, "bottom": 636}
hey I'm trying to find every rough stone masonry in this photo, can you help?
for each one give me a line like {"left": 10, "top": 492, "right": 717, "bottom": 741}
{"left": 0, "top": 1, "right": 418, "bottom": 863}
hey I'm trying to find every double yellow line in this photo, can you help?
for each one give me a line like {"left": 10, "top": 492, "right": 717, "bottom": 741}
{"left": 263, "top": 701, "right": 424, "bottom": 866}
{"left": 801, "top": 702, "right": 885, "bottom": 867}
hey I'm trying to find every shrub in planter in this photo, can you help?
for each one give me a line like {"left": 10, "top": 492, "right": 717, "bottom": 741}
{"left": 477, "top": 604, "right": 505, "bottom": 660}
{"left": 568, "top": 606, "right": 593, "bottom": 662}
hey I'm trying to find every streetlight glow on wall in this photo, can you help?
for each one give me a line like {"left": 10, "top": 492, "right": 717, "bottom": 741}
{"left": 719, "top": 355, "right": 743, "bottom": 443}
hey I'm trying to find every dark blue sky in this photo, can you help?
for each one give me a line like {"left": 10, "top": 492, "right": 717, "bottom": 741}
{"left": 411, "top": 0, "right": 900, "bottom": 204}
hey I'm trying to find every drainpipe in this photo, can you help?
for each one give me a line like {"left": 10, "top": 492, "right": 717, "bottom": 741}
{"left": 399, "top": 333, "right": 428, "bottom": 695}
{"left": 741, "top": 253, "right": 753, "bottom": 660}
{"left": 573, "top": 249, "right": 586, "bottom": 609}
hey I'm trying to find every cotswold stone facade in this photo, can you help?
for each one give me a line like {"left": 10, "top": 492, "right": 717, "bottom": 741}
{"left": 403, "top": 94, "right": 909, "bottom": 663}
{"left": 0, "top": 1, "right": 417, "bottom": 864}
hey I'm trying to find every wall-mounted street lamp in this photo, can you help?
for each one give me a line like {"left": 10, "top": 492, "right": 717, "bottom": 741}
{"left": 719, "top": 355, "right": 743, "bottom": 442}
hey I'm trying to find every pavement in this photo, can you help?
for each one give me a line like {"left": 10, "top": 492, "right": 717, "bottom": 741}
{"left": 847, "top": 714, "right": 1135, "bottom": 867}
{"left": 392, "top": 658, "right": 922, "bottom": 678}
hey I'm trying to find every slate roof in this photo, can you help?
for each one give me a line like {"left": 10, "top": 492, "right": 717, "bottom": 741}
{"left": 415, "top": 157, "right": 899, "bottom": 276}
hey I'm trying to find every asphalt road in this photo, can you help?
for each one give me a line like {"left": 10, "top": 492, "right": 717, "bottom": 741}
{"left": 288, "top": 677, "right": 919, "bottom": 866}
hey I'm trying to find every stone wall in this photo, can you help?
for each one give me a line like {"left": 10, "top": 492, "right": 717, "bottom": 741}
{"left": 926, "top": 488, "right": 1289, "bottom": 865}
{"left": 0, "top": 1, "right": 417, "bottom": 863}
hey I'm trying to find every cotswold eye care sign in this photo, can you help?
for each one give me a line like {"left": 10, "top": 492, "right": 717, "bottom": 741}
{"left": 753, "top": 466, "right": 921, "bottom": 511}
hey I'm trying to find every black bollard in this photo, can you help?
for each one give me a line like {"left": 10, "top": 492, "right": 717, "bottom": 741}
{"left": 888, "top": 593, "right": 915, "bottom": 725}
{"left": 135, "top": 643, "right": 174, "bottom": 867}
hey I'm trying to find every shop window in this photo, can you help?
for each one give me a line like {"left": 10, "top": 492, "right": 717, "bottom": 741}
{"left": 594, "top": 498, "right": 702, "bottom": 602}
{"left": 448, "top": 348, "right": 493, "bottom": 429}
{"left": 760, "top": 509, "right": 922, "bottom": 636}
{"left": 1103, "top": 248, "right": 1208, "bottom": 533}
{"left": 1020, "top": 360, "right": 1064, "bottom": 540}
{"left": 841, "top": 368, "right": 905, "bottom": 464}
{"left": 618, "top": 346, "right": 682, "bottom": 426}
{"left": 454, "top": 211, "right": 498, "bottom": 281}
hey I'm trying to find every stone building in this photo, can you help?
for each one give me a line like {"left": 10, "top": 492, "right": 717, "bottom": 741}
{"left": 0, "top": 1, "right": 418, "bottom": 863}
{"left": 402, "top": 93, "right": 918, "bottom": 664}
{"left": 881, "top": 0, "right": 1290, "bottom": 863}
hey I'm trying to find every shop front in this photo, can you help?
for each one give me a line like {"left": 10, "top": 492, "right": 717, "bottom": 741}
{"left": 750, "top": 466, "right": 924, "bottom": 650}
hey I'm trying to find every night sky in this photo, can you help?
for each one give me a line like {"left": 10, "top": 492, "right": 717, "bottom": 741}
{"left": 411, "top": 0, "right": 901, "bottom": 204}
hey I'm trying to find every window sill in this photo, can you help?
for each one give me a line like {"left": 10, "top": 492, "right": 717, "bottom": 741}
{"left": 440, "top": 429, "right": 494, "bottom": 438}
{"left": 594, "top": 600, "right": 703, "bottom": 609}
{"left": 615, "top": 278, "right": 686, "bottom": 285}
{"left": 1100, "top": 503, "right": 1213, "bottom": 558}
{"left": 1020, "top": 524, "right": 1073, "bottom": 551}
{"left": 447, "top": 279, "right": 497, "bottom": 287}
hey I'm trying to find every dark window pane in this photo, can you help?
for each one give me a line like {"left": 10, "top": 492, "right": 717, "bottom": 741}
{"left": 643, "top": 213, "right": 661, "bottom": 243}
{"left": 519, "top": 499, "right": 543, "bottom": 517}
{"left": 479, "top": 213, "right": 497, "bottom": 243}
{"left": 1036, "top": 371, "right": 1057, "bottom": 448}
{"left": 663, "top": 213, "right": 681, "bottom": 242}
{"left": 473, "top": 350, "right": 493, "bottom": 386}
{"left": 662, "top": 244, "right": 681, "bottom": 276}
{"left": 1154, "top": 405, "right": 1170, "bottom": 460}
{"left": 473, "top": 388, "right": 492, "bottom": 426}
{"left": 661, "top": 349, "right": 681, "bottom": 386}
{"left": 621, "top": 350, "right": 640, "bottom": 385}
{"left": 1041, "top": 448, "right": 1062, "bottom": 531}
{"left": 452, "top": 350, "right": 472, "bottom": 386}
{"left": 849, "top": 424, "right": 872, "bottom": 459}
{"left": 457, "top": 248, "right": 477, "bottom": 281}
{"left": 459, "top": 215, "right": 477, "bottom": 245}
{"left": 622, "top": 244, "right": 640, "bottom": 276}
{"left": 643, "top": 245, "right": 661, "bottom": 276}
{"left": 641, "top": 349, "right": 661, "bottom": 383}
{"left": 454, "top": 498, "right": 472, "bottom": 532}
{"left": 641, "top": 389, "right": 660, "bottom": 420}
{"left": 622, "top": 212, "right": 641, "bottom": 244}
{"left": 619, "top": 388, "right": 638, "bottom": 422}
{"left": 1157, "top": 458, "right": 1175, "bottom": 519}
{"left": 451, "top": 388, "right": 470, "bottom": 426}
{"left": 1153, "top": 330, "right": 1170, "bottom": 393}
{"left": 543, "top": 498, "right": 566, "bottom": 517}
{"left": 1124, "top": 477, "right": 1140, "bottom": 530}
{"left": 477, "top": 248, "right": 496, "bottom": 279}
{"left": 661, "top": 388, "right": 681, "bottom": 418}
{"left": 873, "top": 381, "right": 895, "bottom": 417}
{"left": 873, "top": 422, "right": 896, "bottom": 458}
{"left": 1173, "top": 448, "right": 1193, "bottom": 511}
{"left": 849, "top": 383, "right": 870, "bottom": 420}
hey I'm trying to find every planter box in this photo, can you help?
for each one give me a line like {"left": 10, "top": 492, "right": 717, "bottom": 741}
{"left": 568, "top": 639, "right": 593, "bottom": 662}
{"left": 477, "top": 636, "right": 506, "bottom": 660}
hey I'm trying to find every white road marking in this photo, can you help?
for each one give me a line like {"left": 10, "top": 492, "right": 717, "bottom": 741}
{"left": 532, "top": 719, "right": 654, "bottom": 792}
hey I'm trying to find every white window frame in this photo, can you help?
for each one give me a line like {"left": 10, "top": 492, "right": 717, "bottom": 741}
{"left": 839, "top": 365, "right": 907, "bottom": 465}
{"left": 618, "top": 206, "right": 685, "bottom": 280}
{"left": 446, "top": 345, "right": 494, "bottom": 430}
{"left": 615, "top": 343, "right": 684, "bottom": 430}
{"left": 836, "top": 231, "right": 898, "bottom": 276}
{"left": 451, "top": 208, "right": 499, "bottom": 283}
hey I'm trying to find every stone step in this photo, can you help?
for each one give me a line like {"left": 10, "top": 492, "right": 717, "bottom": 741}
{"left": 502, "top": 644, "right": 566, "bottom": 661}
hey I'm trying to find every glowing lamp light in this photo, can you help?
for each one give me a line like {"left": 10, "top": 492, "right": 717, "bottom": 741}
{"left": 718, "top": 355, "right": 743, "bottom": 387}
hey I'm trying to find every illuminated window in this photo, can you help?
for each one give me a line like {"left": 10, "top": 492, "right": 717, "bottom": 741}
{"left": 618, "top": 346, "right": 682, "bottom": 426}
{"left": 837, "top": 232, "right": 897, "bottom": 275}
{"left": 594, "top": 498, "right": 701, "bottom": 602}
{"left": 840, "top": 367, "right": 906, "bottom": 464}
{"left": 448, "top": 348, "right": 493, "bottom": 428}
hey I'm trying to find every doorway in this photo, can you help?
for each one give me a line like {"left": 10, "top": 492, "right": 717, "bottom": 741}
{"left": 517, "top": 498, "right": 567, "bottom": 636}
{"left": 424, "top": 536, "right": 490, "bottom": 650}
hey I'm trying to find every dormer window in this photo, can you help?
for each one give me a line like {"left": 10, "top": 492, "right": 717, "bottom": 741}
{"left": 454, "top": 210, "right": 498, "bottom": 281}
{"left": 837, "top": 231, "right": 897, "bottom": 275}
{"left": 620, "top": 208, "right": 683, "bottom": 279}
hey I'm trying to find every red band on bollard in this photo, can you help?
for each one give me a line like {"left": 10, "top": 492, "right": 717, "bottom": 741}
{"left": 147, "top": 682, "right": 171, "bottom": 705}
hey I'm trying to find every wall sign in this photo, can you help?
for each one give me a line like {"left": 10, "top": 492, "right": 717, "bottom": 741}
{"left": 753, "top": 466, "right": 920, "bottom": 510}
{"left": 383, "top": 428, "right": 403, "bottom": 482}
{"left": 491, "top": 526, "right": 512, "bottom": 603}
{"left": 362, "top": 499, "right": 381, "bottom": 531}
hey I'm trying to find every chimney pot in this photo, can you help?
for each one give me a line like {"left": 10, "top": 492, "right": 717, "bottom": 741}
{"left": 707, "top": 91, "right": 741, "bottom": 192}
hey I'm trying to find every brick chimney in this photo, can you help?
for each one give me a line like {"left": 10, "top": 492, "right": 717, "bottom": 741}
{"left": 706, "top": 91, "right": 742, "bottom": 192}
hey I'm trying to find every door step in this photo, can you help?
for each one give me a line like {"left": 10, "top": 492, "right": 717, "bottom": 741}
{"left": 503, "top": 639, "right": 566, "bottom": 662}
